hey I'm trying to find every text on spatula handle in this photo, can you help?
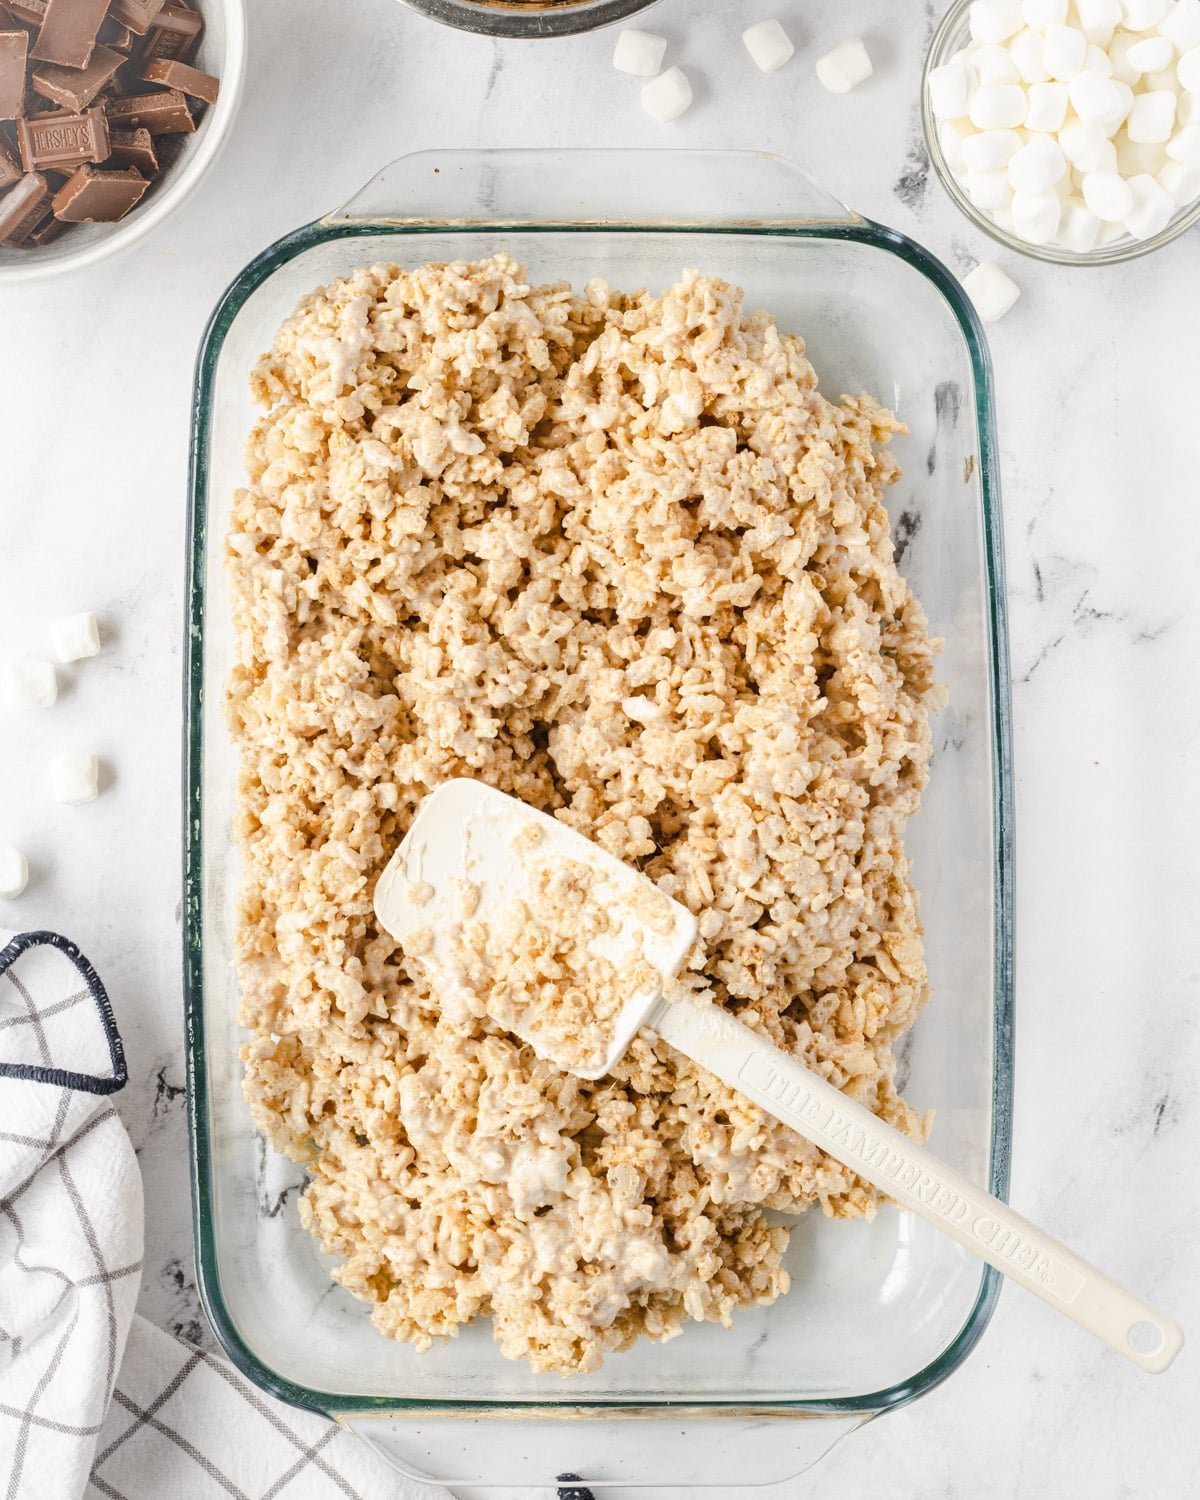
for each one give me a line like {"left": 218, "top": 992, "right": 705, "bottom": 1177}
{"left": 739, "top": 1053, "right": 1085, "bottom": 1302}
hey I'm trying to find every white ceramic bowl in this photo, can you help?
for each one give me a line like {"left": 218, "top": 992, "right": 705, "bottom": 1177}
{"left": 0, "top": 0, "right": 246, "bottom": 283}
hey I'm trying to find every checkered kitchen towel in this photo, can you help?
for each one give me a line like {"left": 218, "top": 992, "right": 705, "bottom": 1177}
{"left": 0, "top": 929, "right": 586, "bottom": 1500}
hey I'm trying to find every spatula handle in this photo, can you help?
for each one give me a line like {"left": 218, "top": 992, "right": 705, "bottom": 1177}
{"left": 654, "top": 999, "right": 1182, "bottom": 1374}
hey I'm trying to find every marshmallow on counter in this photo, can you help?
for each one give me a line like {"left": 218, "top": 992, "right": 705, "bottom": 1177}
{"left": 613, "top": 29, "right": 667, "bottom": 77}
{"left": 0, "top": 845, "right": 29, "bottom": 900}
{"left": 52, "top": 752, "right": 100, "bottom": 806}
{"left": 641, "top": 66, "right": 693, "bottom": 121}
{"left": 4, "top": 658, "right": 58, "bottom": 709}
{"left": 962, "top": 260, "right": 1022, "bottom": 321}
{"left": 742, "top": 19, "right": 794, "bottom": 72}
{"left": 51, "top": 611, "right": 101, "bottom": 663}
{"left": 816, "top": 38, "right": 873, "bottom": 93}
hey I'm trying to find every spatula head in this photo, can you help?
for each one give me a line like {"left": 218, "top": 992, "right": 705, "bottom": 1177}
{"left": 373, "top": 779, "right": 697, "bottom": 1079}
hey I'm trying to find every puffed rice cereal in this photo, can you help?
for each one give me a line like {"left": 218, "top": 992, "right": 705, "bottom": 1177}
{"left": 227, "top": 254, "right": 944, "bottom": 1375}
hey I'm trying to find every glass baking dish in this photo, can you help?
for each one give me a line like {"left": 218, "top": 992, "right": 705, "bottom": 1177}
{"left": 184, "top": 149, "right": 1014, "bottom": 1491}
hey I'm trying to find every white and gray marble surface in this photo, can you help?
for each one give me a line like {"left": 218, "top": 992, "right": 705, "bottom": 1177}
{"left": 1, "top": 1, "right": 1197, "bottom": 1495}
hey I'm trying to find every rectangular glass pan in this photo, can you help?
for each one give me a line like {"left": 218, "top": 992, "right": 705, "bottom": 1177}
{"left": 185, "top": 150, "right": 1013, "bottom": 1490}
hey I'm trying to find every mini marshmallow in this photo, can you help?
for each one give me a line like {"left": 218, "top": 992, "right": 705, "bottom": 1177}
{"left": 974, "top": 42, "right": 1022, "bottom": 81}
{"left": 1012, "top": 186, "right": 1063, "bottom": 237}
{"left": 1120, "top": 0, "right": 1167, "bottom": 28}
{"left": 641, "top": 67, "right": 692, "bottom": 121}
{"left": 970, "top": 0, "right": 1024, "bottom": 42}
{"left": 968, "top": 167, "right": 1017, "bottom": 208}
{"left": 962, "top": 127, "right": 1024, "bottom": 169}
{"left": 1022, "top": 0, "right": 1067, "bottom": 23}
{"left": 1161, "top": 0, "right": 1200, "bottom": 50}
{"left": 1057, "top": 195, "right": 1103, "bottom": 248}
{"left": 970, "top": 81, "right": 1028, "bottom": 125}
{"left": 1076, "top": 0, "right": 1123, "bottom": 37}
{"left": 1082, "top": 167, "right": 1136, "bottom": 216}
{"left": 1009, "top": 134, "right": 1068, "bottom": 189}
{"left": 1097, "top": 217, "right": 1129, "bottom": 241}
{"left": 1116, "top": 132, "right": 1168, "bottom": 173}
{"left": 1060, "top": 117, "right": 1120, "bottom": 168}
{"left": 1176, "top": 44, "right": 1200, "bottom": 89}
{"left": 1068, "top": 72, "right": 1133, "bottom": 132}
{"left": 1168, "top": 120, "right": 1200, "bottom": 160}
{"left": 52, "top": 753, "right": 100, "bottom": 806}
{"left": 929, "top": 60, "right": 973, "bottom": 115}
{"left": 1085, "top": 43, "right": 1114, "bottom": 72}
{"left": 939, "top": 119, "right": 975, "bottom": 168}
{"left": 1010, "top": 27, "right": 1050, "bottom": 80}
{"left": 1123, "top": 168, "right": 1177, "bottom": 230}
{"left": 4, "top": 658, "right": 57, "bottom": 709}
{"left": 815, "top": 38, "right": 873, "bottom": 93}
{"left": 1126, "top": 35, "right": 1175, "bottom": 70}
{"left": 1159, "top": 155, "right": 1200, "bottom": 197}
{"left": 51, "top": 611, "right": 101, "bottom": 663}
{"left": 962, "top": 261, "right": 1021, "bottom": 321}
{"left": 1025, "top": 79, "right": 1070, "bottom": 129}
{"left": 1180, "top": 91, "right": 1200, "bottom": 125}
{"left": 1107, "top": 30, "right": 1144, "bottom": 80}
{"left": 0, "top": 845, "right": 28, "bottom": 901}
{"left": 742, "top": 19, "right": 794, "bottom": 72}
{"left": 613, "top": 29, "right": 667, "bottom": 76}
{"left": 1044, "top": 22, "right": 1088, "bottom": 76}
{"left": 1126, "top": 88, "right": 1177, "bottom": 140}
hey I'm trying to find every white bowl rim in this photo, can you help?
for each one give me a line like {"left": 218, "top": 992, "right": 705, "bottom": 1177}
{"left": 0, "top": 0, "right": 247, "bottom": 285}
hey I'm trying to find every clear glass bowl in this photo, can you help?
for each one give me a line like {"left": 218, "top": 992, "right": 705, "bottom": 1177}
{"left": 184, "top": 149, "right": 1015, "bottom": 1491}
{"left": 923, "top": 0, "right": 1200, "bottom": 266}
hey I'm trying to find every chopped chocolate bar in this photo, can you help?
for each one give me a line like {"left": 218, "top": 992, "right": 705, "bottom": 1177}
{"left": 30, "top": 0, "right": 110, "bottom": 69}
{"left": 17, "top": 104, "right": 108, "bottom": 170}
{"left": 108, "top": 0, "right": 166, "bottom": 35}
{"left": 104, "top": 86, "right": 193, "bottom": 134}
{"left": 0, "top": 167, "right": 47, "bottom": 242}
{"left": 0, "top": 129, "right": 21, "bottom": 185}
{"left": 96, "top": 16, "right": 138, "bottom": 51}
{"left": 107, "top": 125, "right": 155, "bottom": 174}
{"left": 142, "top": 3, "right": 201, "bottom": 63}
{"left": 137, "top": 56, "right": 217, "bottom": 105}
{"left": 52, "top": 161, "right": 146, "bottom": 220}
{"left": 0, "top": 0, "right": 219, "bottom": 253}
{"left": 32, "top": 43, "right": 122, "bottom": 111}
{"left": 7, "top": 1, "right": 47, "bottom": 26}
{"left": 0, "top": 29, "right": 26, "bottom": 120}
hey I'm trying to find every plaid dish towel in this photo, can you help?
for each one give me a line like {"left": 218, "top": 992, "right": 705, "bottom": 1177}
{"left": 0, "top": 929, "right": 520, "bottom": 1500}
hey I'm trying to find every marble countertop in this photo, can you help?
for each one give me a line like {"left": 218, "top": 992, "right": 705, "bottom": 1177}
{"left": 1, "top": 0, "right": 1197, "bottom": 1494}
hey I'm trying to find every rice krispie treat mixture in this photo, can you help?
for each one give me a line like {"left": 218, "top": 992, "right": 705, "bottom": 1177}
{"left": 227, "top": 254, "right": 944, "bottom": 1375}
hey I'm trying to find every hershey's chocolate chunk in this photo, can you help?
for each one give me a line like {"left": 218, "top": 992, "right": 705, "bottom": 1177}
{"left": 25, "top": 200, "right": 62, "bottom": 240}
{"left": 17, "top": 103, "right": 108, "bottom": 170}
{"left": 108, "top": 0, "right": 166, "bottom": 36}
{"left": 0, "top": 29, "right": 27, "bottom": 120}
{"left": 105, "top": 85, "right": 192, "bottom": 134}
{"left": 0, "top": 167, "right": 47, "bottom": 242}
{"left": 7, "top": 0, "right": 47, "bottom": 24}
{"left": 137, "top": 55, "right": 217, "bottom": 105}
{"left": 142, "top": 3, "right": 201, "bottom": 63}
{"left": 0, "top": 129, "right": 21, "bottom": 185}
{"left": 32, "top": 42, "right": 121, "bottom": 110}
{"left": 96, "top": 15, "right": 138, "bottom": 50}
{"left": 30, "top": 0, "right": 109, "bottom": 68}
{"left": 52, "top": 161, "right": 145, "bottom": 220}
{"left": 107, "top": 124, "right": 155, "bottom": 173}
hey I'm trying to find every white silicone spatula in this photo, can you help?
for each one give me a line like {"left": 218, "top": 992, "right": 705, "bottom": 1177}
{"left": 374, "top": 779, "right": 1183, "bottom": 1374}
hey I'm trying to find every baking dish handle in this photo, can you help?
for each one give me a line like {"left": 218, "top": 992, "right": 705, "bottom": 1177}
{"left": 325, "top": 148, "right": 860, "bottom": 228}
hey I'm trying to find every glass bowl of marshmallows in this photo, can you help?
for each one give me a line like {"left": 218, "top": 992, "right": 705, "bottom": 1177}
{"left": 923, "top": 0, "right": 1200, "bottom": 263}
